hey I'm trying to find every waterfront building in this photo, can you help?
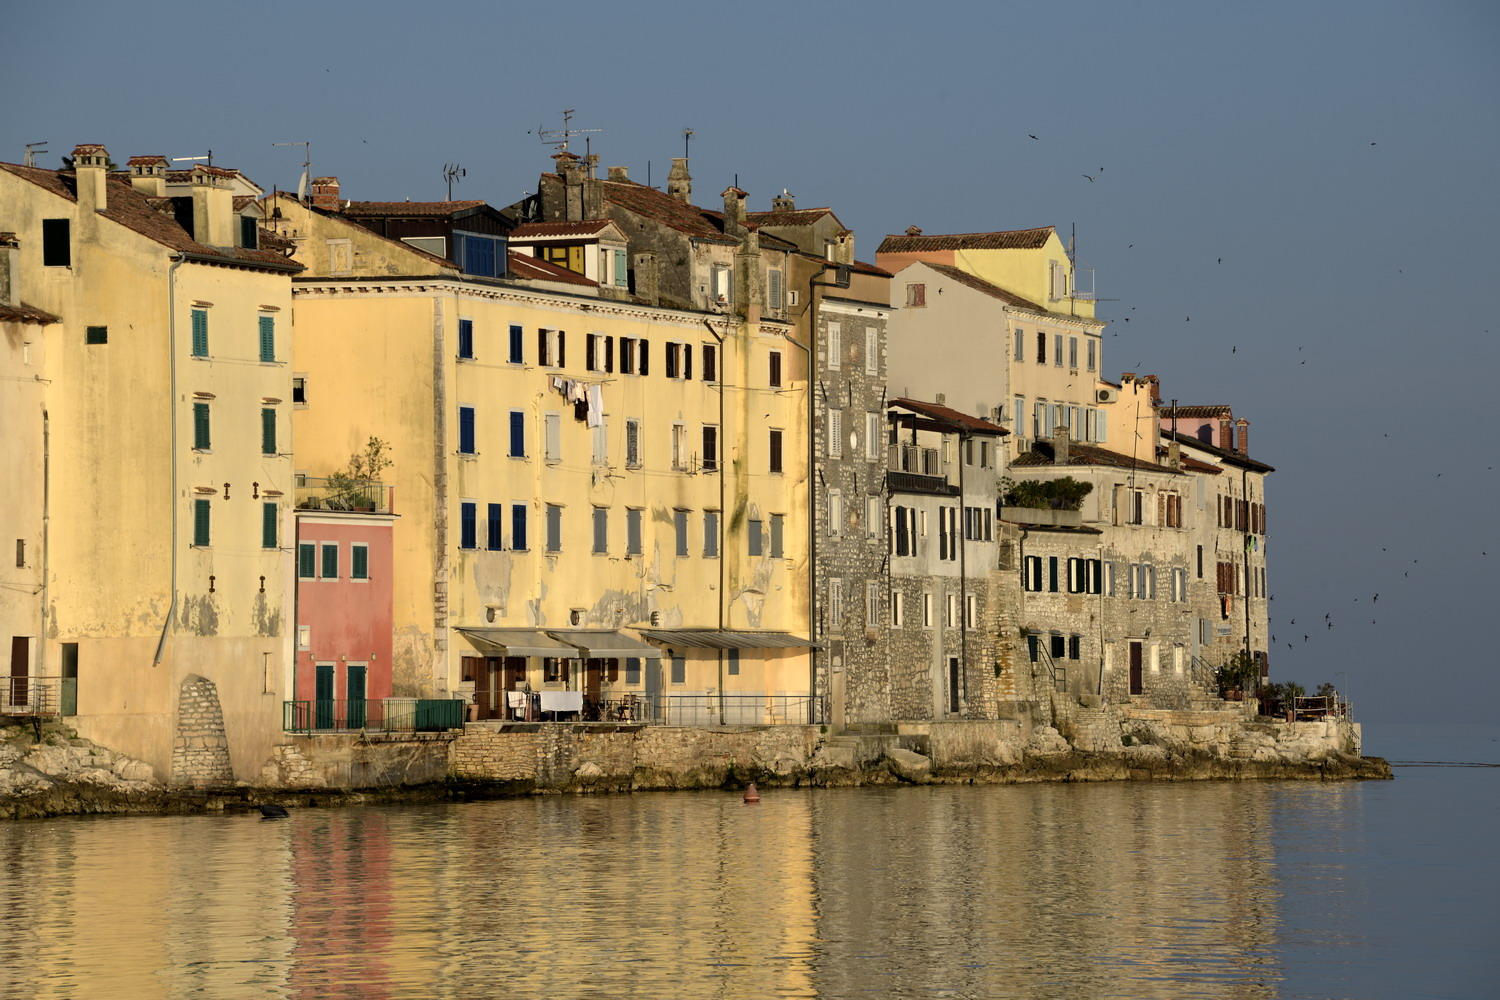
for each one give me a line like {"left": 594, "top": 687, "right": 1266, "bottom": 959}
{"left": 0, "top": 144, "right": 300, "bottom": 781}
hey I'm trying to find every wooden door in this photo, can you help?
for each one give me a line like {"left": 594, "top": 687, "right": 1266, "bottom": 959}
{"left": 346, "top": 665, "right": 367, "bottom": 728}
{"left": 947, "top": 656, "right": 961, "bottom": 714}
{"left": 1128, "top": 642, "right": 1144, "bottom": 696}
{"left": 584, "top": 658, "right": 604, "bottom": 716}
{"left": 8, "top": 636, "right": 28, "bottom": 707}
{"left": 315, "top": 663, "right": 335, "bottom": 729}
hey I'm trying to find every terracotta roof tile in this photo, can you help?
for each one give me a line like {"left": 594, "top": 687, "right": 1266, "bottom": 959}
{"left": 598, "top": 178, "right": 737, "bottom": 243}
{"left": 1163, "top": 430, "right": 1275, "bottom": 473}
{"left": 126, "top": 155, "right": 168, "bottom": 167}
{"left": 748, "top": 208, "right": 835, "bottom": 228}
{"left": 510, "top": 219, "right": 616, "bottom": 238}
{"left": 0, "top": 303, "right": 60, "bottom": 324}
{"left": 507, "top": 251, "right": 596, "bottom": 287}
{"left": 1011, "top": 439, "right": 1179, "bottom": 474}
{"left": 877, "top": 226, "right": 1054, "bottom": 253}
{"left": 922, "top": 262, "right": 1047, "bottom": 311}
{"left": 890, "top": 397, "right": 1008, "bottom": 436}
{"left": 1162, "top": 404, "right": 1233, "bottom": 419}
{"left": 340, "top": 200, "right": 486, "bottom": 217}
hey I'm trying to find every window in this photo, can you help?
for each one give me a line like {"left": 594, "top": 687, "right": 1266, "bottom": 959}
{"left": 586, "top": 333, "right": 606, "bottom": 372}
{"left": 711, "top": 265, "right": 732, "bottom": 304}
{"left": 905, "top": 283, "right": 926, "bottom": 307}
{"left": 1197, "top": 544, "right": 1204, "bottom": 579}
{"left": 509, "top": 325, "right": 524, "bottom": 364}
{"left": 864, "top": 328, "right": 878, "bottom": 375}
{"left": 726, "top": 649, "right": 740, "bottom": 676}
{"left": 292, "top": 377, "right": 307, "bottom": 405}
{"left": 702, "top": 425, "right": 718, "bottom": 471}
{"left": 545, "top": 657, "right": 570, "bottom": 683}
{"left": 1068, "top": 635, "right": 1081, "bottom": 660}
{"left": 191, "top": 499, "right": 211, "bottom": 547}
{"left": 866, "top": 495, "right": 881, "bottom": 537}
{"left": 626, "top": 508, "right": 643, "bottom": 556}
{"left": 546, "top": 504, "right": 563, "bottom": 552}
{"left": 673, "top": 509, "right": 689, "bottom": 557}
{"left": 945, "top": 593, "right": 958, "bottom": 628}
{"left": 592, "top": 416, "right": 608, "bottom": 466}
{"left": 261, "top": 502, "right": 278, "bottom": 549}
{"left": 637, "top": 339, "right": 650, "bottom": 375}
{"left": 619, "top": 337, "right": 636, "bottom": 375}
{"left": 892, "top": 506, "right": 917, "bottom": 556}
{"left": 592, "top": 508, "right": 608, "bottom": 554}
{"left": 1068, "top": 557, "right": 1084, "bottom": 594}
{"left": 828, "top": 578, "right": 845, "bottom": 627}
{"left": 626, "top": 419, "right": 641, "bottom": 468}
{"left": 458, "top": 318, "right": 474, "bottom": 360}
{"left": 322, "top": 542, "right": 340, "bottom": 578}
{"left": 460, "top": 503, "right": 477, "bottom": 550}
{"left": 537, "top": 328, "right": 565, "bottom": 368}
{"left": 666, "top": 342, "right": 681, "bottom": 379}
{"left": 769, "top": 429, "right": 784, "bottom": 473}
{"left": 1036, "top": 330, "right": 1046, "bottom": 364}
{"left": 1087, "top": 339, "right": 1097, "bottom": 372}
{"left": 770, "top": 513, "right": 785, "bottom": 558}
{"left": 704, "top": 510, "right": 720, "bottom": 558}
{"left": 487, "top": 503, "right": 503, "bottom": 550}
{"left": 544, "top": 412, "right": 561, "bottom": 463}
{"left": 1048, "top": 556, "right": 1060, "bottom": 592}
{"left": 625, "top": 657, "right": 642, "bottom": 684}
{"left": 748, "top": 517, "right": 764, "bottom": 557}
{"left": 671, "top": 423, "right": 687, "bottom": 471}
{"left": 1124, "top": 488, "right": 1145, "bottom": 525}
{"left": 768, "top": 269, "right": 784, "bottom": 310}
{"left": 511, "top": 504, "right": 528, "bottom": 550}
{"left": 191, "top": 309, "right": 209, "bottom": 357}
{"left": 613, "top": 249, "right": 628, "bottom": 287}
{"left": 509, "top": 410, "right": 526, "bottom": 457}
{"left": 769, "top": 351, "right": 783, "bottom": 388}
{"left": 42, "top": 218, "right": 71, "bottom": 267}
{"left": 938, "top": 506, "right": 957, "bottom": 561}
{"left": 261, "top": 407, "right": 277, "bottom": 455}
{"left": 453, "top": 231, "right": 504, "bottom": 278}
{"left": 922, "top": 592, "right": 933, "bottom": 628}
{"left": 1014, "top": 329, "right": 1024, "bottom": 361}
{"left": 670, "top": 657, "right": 686, "bottom": 684}
{"left": 1161, "top": 492, "right": 1183, "bottom": 528}
{"left": 866, "top": 581, "right": 880, "bottom": 627}
{"left": 1054, "top": 334, "right": 1064, "bottom": 367}
{"left": 702, "top": 344, "right": 717, "bottom": 382}
{"left": 83, "top": 325, "right": 107, "bottom": 345}
{"left": 965, "top": 593, "right": 977, "bottom": 626}
{"left": 865, "top": 413, "right": 880, "bottom": 460}
{"left": 1068, "top": 337, "right": 1078, "bottom": 370}
{"left": 456, "top": 406, "right": 477, "bottom": 455}
{"left": 826, "top": 322, "right": 842, "bottom": 369}
{"left": 1035, "top": 400, "right": 1048, "bottom": 437}
{"left": 298, "top": 542, "right": 316, "bottom": 578}
{"left": 1013, "top": 395, "right": 1026, "bottom": 438}
{"left": 192, "top": 402, "right": 211, "bottom": 450}
{"left": 351, "top": 544, "right": 369, "bottom": 580}
{"left": 892, "top": 591, "right": 906, "bottom": 627}
{"left": 1022, "top": 555, "right": 1044, "bottom": 592}
{"left": 1050, "top": 633, "right": 1065, "bottom": 659}
{"left": 829, "top": 490, "right": 843, "bottom": 534}
{"left": 827, "top": 408, "right": 842, "bottom": 457}
{"left": 1085, "top": 558, "right": 1102, "bottom": 595}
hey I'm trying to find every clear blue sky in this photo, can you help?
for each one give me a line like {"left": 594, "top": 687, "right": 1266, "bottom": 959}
{"left": 7, "top": 0, "right": 1498, "bottom": 722}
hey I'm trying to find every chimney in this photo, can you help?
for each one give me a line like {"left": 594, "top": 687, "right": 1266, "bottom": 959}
{"left": 1234, "top": 419, "right": 1249, "bottom": 456}
{"left": 904, "top": 225, "right": 923, "bottom": 236}
{"left": 1052, "top": 422, "right": 1071, "bottom": 465}
{"left": 607, "top": 165, "right": 630, "bottom": 181}
{"left": 666, "top": 157, "right": 692, "bottom": 202}
{"left": 0, "top": 233, "right": 18, "bottom": 307}
{"left": 633, "top": 251, "right": 659, "bottom": 306}
{"left": 72, "top": 143, "right": 109, "bottom": 214}
{"left": 310, "top": 176, "right": 341, "bottom": 211}
{"left": 772, "top": 189, "right": 795, "bottom": 212}
{"left": 722, "top": 186, "right": 747, "bottom": 236}
{"left": 935, "top": 393, "right": 946, "bottom": 405}
{"left": 1167, "top": 439, "right": 1182, "bottom": 470}
{"left": 1218, "top": 416, "right": 1233, "bottom": 450}
{"left": 832, "top": 228, "right": 854, "bottom": 265}
{"left": 190, "top": 165, "right": 235, "bottom": 246}
{"left": 127, "top": 155, "right": 169, "bottom": 197}
{"left": 555, "top": 151, "right": 585, "bottom": 221}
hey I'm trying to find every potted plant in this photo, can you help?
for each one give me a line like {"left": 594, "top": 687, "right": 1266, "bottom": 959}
{"left": 1214, "top": 650, "right": 1258, "bottom": 701}
{"left": 326, "top": 436, "right": 391, "bottom": 511}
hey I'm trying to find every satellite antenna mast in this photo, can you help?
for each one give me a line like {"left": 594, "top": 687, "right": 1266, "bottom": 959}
{"left": 683, "top": 128, "right": 694, "bottom": 163}
{"left": 528, "top": 109, "right": 602, "bottom": 152}
{"left": 24, "top": 142, "right": 47, "bottom": 167}
{"left": 443, "top": 163, "right": 466, "bottom": 200}
{"left": 273, "top": 141, "right": 311, "bottom": 200}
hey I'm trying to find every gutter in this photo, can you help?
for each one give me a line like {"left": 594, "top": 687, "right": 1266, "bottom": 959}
{"left": 702, "top": 318, "right": 727, "bottom": 725}
{"left": 153, "top": 255, "right": 185, "bottom": 666}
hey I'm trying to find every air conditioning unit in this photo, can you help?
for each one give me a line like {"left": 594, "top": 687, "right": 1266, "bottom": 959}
{"left": 1096, "top": 387, "right": 1119, "bottom": 404}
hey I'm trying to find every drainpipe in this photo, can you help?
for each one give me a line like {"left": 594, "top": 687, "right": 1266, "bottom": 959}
{"left": 702, "top": 317, "right": 726, "bottom": 724}
{"left": 39, "top": 408, "right": 49, "bottom": 682}
{"left": 432, "top": 293, "right": 450, "bottom": 696}
{"left": 153, "top": 255, "right": 185, "bottom": 666}
{"left": 957, "top": 429, "right": 968, "bottom": 713}
{"left": 1242, "top": 464, "right": 1253, "bottom": 684}
{"left": 781, "top": 323, "right": 816, "bottom": 722}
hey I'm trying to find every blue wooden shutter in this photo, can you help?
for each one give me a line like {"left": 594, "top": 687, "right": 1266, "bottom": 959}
{"left": 460, "top": 503, "right": 477, "bottom": 549}
{"left": 509, "top": 325, "right": 524, "bottom": 363}
{"left": 509, "top": 411, "right": 525, "bottom": 456}
{"left": 458, "top": 319, "right": 474, "bottom": 359}
{"left": 191, "top": 310, "right": 208, "bottom": 357}
{"left": 259, "top": 316, "right": 275, "bottom": 362}
{"left": 487, "top": 503, "right": 503, "bottom": 550}
{"left": 512, "top": 504, "right": 527, "bottom": 551}
{"left": 459, "top": 406, "right": 475, "bottom": 454}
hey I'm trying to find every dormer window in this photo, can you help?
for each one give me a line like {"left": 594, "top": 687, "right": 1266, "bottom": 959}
{"left": 711, "top": 265, "right": 731, "bottom": 304}
{"left": 239, "top": 215, "right": 258, "bottom": 250}
{"left": 453, "top": 231, "right": 505, "bottom": 278}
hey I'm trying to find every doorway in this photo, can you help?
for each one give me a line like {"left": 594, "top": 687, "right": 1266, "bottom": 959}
{"left": 315, "top": 662, "right": 335, "bottom": 729}
{"left": 7, "top": 636, "right": 28, "bottom": 708}
{"left": 60, "top": 641, "right": 78, "bottom": 716}
{"left": 1128, "top": 642, "right": 1144, "bottom": 696}
{"left": 346, "top": 664, "right": 367, "bottom": 728}
{"left": 947, "top": 656, "right": 961, "bottom": 714}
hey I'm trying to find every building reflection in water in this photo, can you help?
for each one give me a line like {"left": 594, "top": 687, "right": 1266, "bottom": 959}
{"left": 0, "top": 782, "right": 1290, "bottom": 999}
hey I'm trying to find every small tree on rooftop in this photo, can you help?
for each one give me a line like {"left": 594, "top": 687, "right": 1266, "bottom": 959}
{"left": 326, "top": 436, "right": 392, "bottom": 509}
{"left": 1000, "top": 476, "right": 1093, "bottom": 511}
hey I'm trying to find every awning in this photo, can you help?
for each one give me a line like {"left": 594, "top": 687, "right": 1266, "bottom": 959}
{"left": 456, "top": 628, "right": 577, "bottom": 658}
{"left": 638, "top": 629, "right": 819, "bottom": 651}
{"left": 545, "top": 629, "right": 663, "bottom": 659}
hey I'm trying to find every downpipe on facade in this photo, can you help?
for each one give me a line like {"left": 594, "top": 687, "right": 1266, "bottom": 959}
{"left": 153, "top": 256, "right": 185, "bottom": 666}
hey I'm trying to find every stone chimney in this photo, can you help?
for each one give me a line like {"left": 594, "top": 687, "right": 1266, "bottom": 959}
{"left": 666, "top": 158, "right": 692, "bottom": 202}
{"left": 190, "top": 165, "right": 235, "bottom": 246}
{"left": 72, "top": 143, "right": 110, "bottom": 214}
{"left": 607, "top": 166, "right": 629, "bottom": 181}
{"left": 633, "top": 251, "right": 659, "bottom": 306}
{"left": 1167, "top": 439, "right": 1182, "bottom": 470}
{"left": 1218, "top": 416, "right": 1233, "bottom": 450}
{"left": 127, "top": 155, "right": 169, "bottom": 197}
{"left": 310, "top": 176, "right": 341, "bottom": 211}
{"left": 0, "top": 232, "right": 18, "bottom": 307}
{"left": 1234, "top": 418, "right": 1249, "bottom": 455}
{"left": 1052, "top": 423, "right": 1071, "bottom": 465}
{"left": 905, "top": 225, "right": 923, "bottom": 236}
{"left": 772, "top": 189, "right": 795, "bottom": 211}
{"left": 832, "top": 228, "right": 854, "bottom": 265}
{"left": 555, "top": 152, "right": 586, "bottom": 221}
{"left": 722, "top": 186, "right": 747, "bottom": 236}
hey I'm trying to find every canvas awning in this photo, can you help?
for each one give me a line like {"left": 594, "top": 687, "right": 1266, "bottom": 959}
{"left": 638, "top": 629, "right": 819, "bottom": 650}
{"left": 545, "top": 629, "right": 663, "bottom": 659}
{"left": 456, "top": 628, "right": 577, "bottom": 658}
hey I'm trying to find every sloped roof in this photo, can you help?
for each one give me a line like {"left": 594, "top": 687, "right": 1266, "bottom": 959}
{"left": 340, "top": 200, "right": 486, "bottom": 217}
{"left": 1163, "top": 404, "right": 1233, "bottom": 419}
{"left": 0, "top": 303, "right": 60, "bottom": 324}
{"left": 890, "top": 397, "right": 1008, "bottom": 436}
{"left": 0, "top": 162, "right": 300, "bottom": 272}
{"left": 747, "top": 207, "right": 836, "bottom": 228}
{"left": 877, "top": 226, "right": 1055, "bottom": 253}
{"left": 268, "top": 191, "right": 458, "bottom": 271}
{"left": 1162, "top": 430, "right": 1276, "bottom": 473}
{"left": 597, "top": 177, "right": 738, "bottom": 243}
{"left": 510, "top": 219, "right": 619, "bottom": 239}
{"left": 507, "top": 251, "right": 596, "bottom": 287}
{"left": 922, "top": 262, "right": 1047, "bottom": 311}
{"left": 1011, "top": 438, "right": 1180, "bottom": 474}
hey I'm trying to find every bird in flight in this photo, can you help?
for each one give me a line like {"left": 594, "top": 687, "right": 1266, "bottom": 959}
{"left": 1082, "top": 174, "right": 1096, "bottom": 183}
{"left": 1028, "top": 134, "right": 1039, "bottom": 140}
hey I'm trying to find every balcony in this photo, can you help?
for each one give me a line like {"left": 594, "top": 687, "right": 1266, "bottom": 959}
{"left": 3, "top": 675, "right": 72, "bottom": 717}
{"left": 283, "top": 698, "right": 465, "bottom": 733}
{"left": 294, "top": 475, "right": 394, "bottom": 514}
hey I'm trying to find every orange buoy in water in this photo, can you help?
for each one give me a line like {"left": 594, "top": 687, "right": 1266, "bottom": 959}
{"left": 743, "top": 782, "right": 761, "bottom": 804}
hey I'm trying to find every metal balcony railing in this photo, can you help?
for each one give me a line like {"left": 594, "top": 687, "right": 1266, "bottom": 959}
{"left": 3, "top": 676, "right": 70, "bottom": 717}
{"left": 283, "top": 698, "right": 465, "bottom": 734}
{"left": 293, "top": 475, "right": 394, "bottom": 514}
{"left": 477, "top": 693, "right": 827, "bottom": 727}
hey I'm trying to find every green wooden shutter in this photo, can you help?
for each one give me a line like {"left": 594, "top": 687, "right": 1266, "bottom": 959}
{"left": 352, "top": 545, "right": 369, "bottom": 579}
{"left": 191, "top": 309, "right": 208, "bottom": 357}
{"left": 193, "top": 499, "right": 211, "bottom": 546}
{"left": 298, "top": 543, "right": 316, "bottom": 578}
{"left": 261, "top": 408, "right": 276, "bottom": 454}
{"left": 262, "top": 502, "right": 278, "bottom": 549}
{"left": 322, "top": 543, "right": 339, "bottom": 578}
{"left": 259, "top": 315, "right": 275, "bottom": 362}
{"left": 193, "top": 403, "right": 211, "bottom": 450}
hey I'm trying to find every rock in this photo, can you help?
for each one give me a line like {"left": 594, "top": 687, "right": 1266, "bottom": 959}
{"left": 75, "top": 767, "right": 121, "bottom": 786}
{"left": 811, "top": 743, "right": 859, "bottom": 770}
{"left": 22, "top": 745, "right": 81, "bottom": 777}
{"left": 884, "top": 748, "right": 933, "bottom": 783}
{"left": 1123, "top": 744, "right": 1168, "bottom": 763}
{"left": 573, "top": 760, "right": 605, "bottom": 783}
{"left": 114, "top": 759, "right": 155, "bottom": 783}
{"left": 1025, "top": 726, "right": 1072, "bottom": 757}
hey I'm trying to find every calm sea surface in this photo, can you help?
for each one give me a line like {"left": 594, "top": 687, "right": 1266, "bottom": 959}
{"left": 0, "top": 723, "right": 1494, "bottom": 1000}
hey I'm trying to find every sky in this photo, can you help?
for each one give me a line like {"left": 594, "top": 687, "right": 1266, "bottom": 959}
{"left": 6, "top": 0, "right": 1498, "bottom": 723}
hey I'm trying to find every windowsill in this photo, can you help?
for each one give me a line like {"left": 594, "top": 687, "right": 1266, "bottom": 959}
{"left": 260, "top": 360, "right": 284, "bottom": 366}
{"left": 192, "top": 448, "right": 212, "bottom": 454}
{"left": 458, "top": 453, "right": 479, "bottom": 460}
{"left": 510, "top": 455, "right": 529, "bottom": 461}
{"left": 457, "top": 356, "right": 477, "bottom": 363}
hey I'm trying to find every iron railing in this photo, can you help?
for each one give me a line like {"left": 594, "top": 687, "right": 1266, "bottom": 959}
{"left": 3, "top": 676, "right": 68, "bottom": 717}
{"left": 283, "top": 698, "right": 465, "bottom": 734}
{"left": 293, "top": 475, "right": 394, "bottom": 514}
{"left": 476, "top": 693, "right": 826, "bottom": 726}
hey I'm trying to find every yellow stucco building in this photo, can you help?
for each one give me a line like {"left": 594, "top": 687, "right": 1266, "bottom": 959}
{"left": 0, "top": 145, "right": 300, "bottom": 782}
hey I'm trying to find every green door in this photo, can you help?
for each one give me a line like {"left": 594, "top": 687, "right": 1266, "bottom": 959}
{"left": 60, "top": 642, "right": 78, "bottom": 716}
{"left": 346, "top": 665, "right": 367, "bottom": 728}
{"left": 315, "top": 663, "right": 335, "bottom": 730}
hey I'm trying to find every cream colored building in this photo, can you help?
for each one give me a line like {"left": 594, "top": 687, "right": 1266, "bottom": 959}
{"left": 0, "top": 145, "right": 299, "bottom": 782}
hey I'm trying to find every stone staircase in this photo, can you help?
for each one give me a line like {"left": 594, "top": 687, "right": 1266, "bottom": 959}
{"left": 1065, "top": 706, "right": 1123, "bottom": 753}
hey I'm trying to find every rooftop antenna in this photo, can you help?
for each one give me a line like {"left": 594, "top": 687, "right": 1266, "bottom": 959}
{"left": 529, "top": 109, "right": 602, "bottom": 152}
{"left": 273, "top": 142, "right": 311, "bottom": 200}
{"left": 24, "top": 142, "right": 47, "bottom": 167}
{"left": 683, "top": 127, "right": 694, "bottom": 163}
{"left": 443, "top": 163, "right": 466, "bottom": 200}
{"left": 173, "top": 150, "right": 213, "bottom": 168}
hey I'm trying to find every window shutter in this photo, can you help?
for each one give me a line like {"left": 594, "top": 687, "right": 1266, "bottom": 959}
{"left": 261, "top": 502, "right": 277, "bottom": 549}
{"left": 512, "top": 504, "right": 527, "bottom": 550}
{"left": 298, "top": 543, "right": 315, "bottom": 578}
{"left": 191, "top": 310, "right": 208, "bottom": 357}
{"left": 261, "top": 408, "right": 276, "bottom": 455}
{"left": 639, "top": 339, "right": 650, "bottom": 376}
{"left": 684, "top": 344, "right": 693, "bottom": 381}
{"left": 538, "top": 329, "right": 549, "bottom": 366}
{"left": 259, "top": 316, "right": 275, "bottom": 362}
{"left": 1048, "top": 556, "right": 1059, "bottom": 592}
{"left": 459, "top": 407, "right": 475, "bottom": 454}
{"left": 352, "top": 545, "right": 369, "bottom": 579}
{"left": 193, "top": 499, "right": 211, "bottom": 546}
{"left": 42, "top": 218, "right": 71, "bottom": 267}
{"left": 614, "top": 249, "right": 627, "bottom": 287}
{"left": 510, "top": 411, "right": 525, "bottom": 456}
{"left": 606, "top": 336, "right": 615, "bottom": 373}
{"left": 557, "top": 331, "right": 565, "bottom": 367}
{"left": 586, "top": 334, "right": 596, "bottom": 371}
{"left": 193, "top": 402, "right": 211, "bottom": 450}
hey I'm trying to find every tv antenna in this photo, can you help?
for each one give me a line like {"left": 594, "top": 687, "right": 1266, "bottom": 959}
{"left": 173, "top": 150, "right": 213, "bottom": 168}
{"left": 683, "top": 128, "right": 694, "bottom": 162}
{"left": 24, "top": 142, "right": 47, "bottom": 167}
{"left": 443, "top": 163, "right": 466, "bottom": 200}
{"left": 529, "top": 109, "right": 602, "bottom": 152}
{"left": 273, "top": 141, "right": 311, "bottom": 200}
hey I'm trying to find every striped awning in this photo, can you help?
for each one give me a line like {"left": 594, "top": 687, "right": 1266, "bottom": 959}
{"left": 545, "top": 630, "right": 663, "bottom": 659}
{"left": 639, "top": 629, "right": 818, "bottom": 650}
{"left": 456, "top": 628, "right": 576, "bottom": 658}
